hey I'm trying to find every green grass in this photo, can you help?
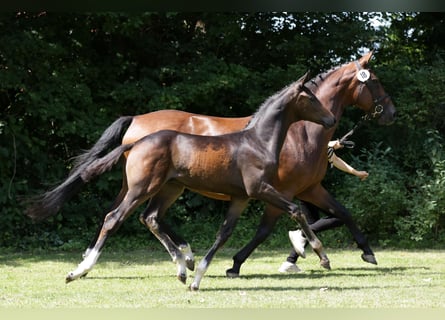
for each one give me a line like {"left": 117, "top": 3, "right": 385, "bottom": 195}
{"left": 0, "top": 248, "right": 444, "bottom": 308}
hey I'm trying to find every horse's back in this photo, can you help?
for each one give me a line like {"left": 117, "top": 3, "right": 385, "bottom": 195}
{"left": 123, "top": 109, "right": 251, "bottom": 145}
{"left": 123, "top": 110, "right": 192, "bottom": 145}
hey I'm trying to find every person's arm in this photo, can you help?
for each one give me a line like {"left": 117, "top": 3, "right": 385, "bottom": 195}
{"left": 330, "top": 153, "right": 369, "bottom": 181}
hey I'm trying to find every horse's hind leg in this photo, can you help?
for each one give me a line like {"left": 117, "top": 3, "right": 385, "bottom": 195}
{"left": 140, "top": 203, "right": 195, "bottom": 271}
{"left": 140, "top": 182, "right": 194, "bottom": 283}
{"left": 83, "top": 175, "right": 128, "bottom": 259}
{"left": 66, "top": 189, "right": 148, "bottom": 283}
{"left": 190, "top": 197, "right": 249, "bottom": 291}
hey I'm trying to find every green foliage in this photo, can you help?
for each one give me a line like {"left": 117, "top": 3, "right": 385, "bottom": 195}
{"left": 331, "top": 143, "right": 410, "bottom": 246}
{"left": 394, "top": 130, "right": 445, "bottom": 244}
{"left": 1, "top": 12, "right": 444, "bottom": 251}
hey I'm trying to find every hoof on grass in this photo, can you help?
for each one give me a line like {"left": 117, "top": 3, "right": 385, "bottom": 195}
{"left": 65, "top": 273, "right": 75, "bottom": 284}
{"left": 177, "top": 273, "right": 187, "bottom": 284}
{"left": 320, "top": 259, "right": 331, "bottom": 270}
{"left": 225, "top": 268, "right": 240, "bottom": 278}
{"left": 362, "top": 254, "right": 378, "bottom": 265}
{"left": 186, "top": 259, "right": 195, "bottom": 272}
{"left": 188, "top": 284, "right": 199, "bottom": 291}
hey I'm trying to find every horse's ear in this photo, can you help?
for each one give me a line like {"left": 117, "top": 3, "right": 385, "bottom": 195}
{"left": 359, "top": 50, "right": 374, "bottom": 68}
{"left": 297, "top": 70, "right": 311, "bottom": 85}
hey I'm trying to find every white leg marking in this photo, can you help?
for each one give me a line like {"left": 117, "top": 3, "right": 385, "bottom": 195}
{"left": 67, "top": 248, "right": 101, "bottom": 282}
{"left": 176, "top": 254, "right": 187, "bottom": 284}
{"left": 82, "top": 247, "right": 92, "bottom": 259}
{"left": 189, "top": 259, "right": 209, "bottom": 291}
{"left": 180, "top": 244, "right": 195, "bottom": 271}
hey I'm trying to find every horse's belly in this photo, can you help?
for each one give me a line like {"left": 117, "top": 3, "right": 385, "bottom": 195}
{"left": 175, "top": 172, "right": 246, "bottom": 197}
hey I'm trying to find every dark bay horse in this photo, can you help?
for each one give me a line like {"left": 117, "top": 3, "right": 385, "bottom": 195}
{"left": 26, "top": 52, "right": 396, "bottom": 279}
{"left": 46, "top": 72, "right": 336, "bottom": 290}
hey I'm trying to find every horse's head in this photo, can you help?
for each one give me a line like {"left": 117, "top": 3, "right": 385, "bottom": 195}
{"left": 351, "top": 51, "right": 397, "bottom": 125}
{"left": 294, "top": 72, "right": 336, "bottom": 129}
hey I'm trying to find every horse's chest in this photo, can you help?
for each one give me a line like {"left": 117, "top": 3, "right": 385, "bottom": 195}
{"left": 276, "top": 147, "right": 327, "bottom": 188}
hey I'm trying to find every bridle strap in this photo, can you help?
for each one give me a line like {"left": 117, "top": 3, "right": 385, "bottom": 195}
{"left": 336, "top": 60, "right": 389, "bottom": 143}
{"left": 354, "top": 60, "right": 389, "bottom": 121}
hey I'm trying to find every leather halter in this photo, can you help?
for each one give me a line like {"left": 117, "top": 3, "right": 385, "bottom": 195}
{"left": 354, "top": 60, "right": 390, "bottom": 120}
{"left": 336, "top": 61, "right": 392, "bottom": 145}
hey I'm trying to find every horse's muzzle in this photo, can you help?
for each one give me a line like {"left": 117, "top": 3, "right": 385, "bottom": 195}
{"left": 323, "top": 116, "right": 337, "bottom": 129}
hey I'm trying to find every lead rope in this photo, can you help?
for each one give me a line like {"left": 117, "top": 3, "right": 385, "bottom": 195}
{"left": 335, "top": 60, "right": 384, "bottom": 150}
{"left": 329, "top": 58, "right": 388, "bottom": 168}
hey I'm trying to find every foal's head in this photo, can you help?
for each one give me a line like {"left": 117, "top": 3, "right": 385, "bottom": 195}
{"left": 292, "top": 72, "right": 336, "bottom": 129}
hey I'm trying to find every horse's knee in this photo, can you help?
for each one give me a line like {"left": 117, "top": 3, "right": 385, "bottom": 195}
{"left": 102, "top": 210, "right": 122, "bottom": 232}
{"left": 290, "top": 206, "right": 305, "bottom": 222}
{"left": 138, "top": 213, "right": 147, "bottom": 227}
{"left": 142, "top": 214, "right": 160, "bottom": 232}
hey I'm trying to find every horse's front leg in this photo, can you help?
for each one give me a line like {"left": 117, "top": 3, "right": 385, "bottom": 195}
{"left": 291, "top": 209, "right": 330, "bottom": 270}
{"left": 226, "top": 204, "right": 281, "bottom": 277}
{"left": 249, "top": 181, "right": 330, "bottom": 270}
{"left": 307, "top": 186, "right": 376, "bottom": 265}
{"left": 190, "top": 197, "right": 249, "bottom": 291}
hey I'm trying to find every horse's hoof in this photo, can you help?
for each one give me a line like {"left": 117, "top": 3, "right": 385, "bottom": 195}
{"left": 320, "top": 259, "right": 331, "bottom": 270}
{"left": 180, "top": 244, "right": 195, "bottom": 271}
{"left": 65, "top": 273, "right": 75, "bottom": 283}
{"left": 225, "top": 268, "right": 240, "bottom": 278}
{"left": 186, "top": 259, "right": 195, "bottom": 272}
{"left": 177, "top": 273, "right": 187, "bottom": 284}
{"left": 188, "top": 283, "right": 199, "bottom": 291}
{"left": 361, "top": 254, "right": 378, "bottom": 265}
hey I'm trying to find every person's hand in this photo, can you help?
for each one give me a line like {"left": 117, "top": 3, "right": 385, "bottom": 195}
{"left": 356, "top": 170, "right": 369, "bottom": 181}
{"left": 328, "top": 140, "right": 342, "bottom": 149}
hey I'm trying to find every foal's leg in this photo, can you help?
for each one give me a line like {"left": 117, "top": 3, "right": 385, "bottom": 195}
{"left": 226, "top": 200, "right": 322, "bottom": 277}
{"left": 248, "top": 181, "right": 330, "bottom": 269}
{"left": 83, "top": 175, "right": 128, "bottom": 259}
{"left": 190, "top": 197, "right": 249, "bottom": 291}
{"left": 140, "top": 182, "right": 194, "bottom": 283}
{"left": 66, "top": 189, "right": 149, "bottom": 283}
{"left": 226, "top": 203, "right": 281, "bottom": 277}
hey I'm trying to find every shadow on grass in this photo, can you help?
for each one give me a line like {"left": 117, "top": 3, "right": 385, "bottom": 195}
{"left": 74, "top": 265, "right": 436, "bottom": 285}
{"left": 202, "top": 265, "right": 432, "bottom": 281}
{"left": 198, "top": 282, "right": 437, "bottom": 292}
{"left": 80, "top": 275, "right": 151, "bottom": 281}
{"left": 0, "top": 249, "right": 169, "bottom": 267}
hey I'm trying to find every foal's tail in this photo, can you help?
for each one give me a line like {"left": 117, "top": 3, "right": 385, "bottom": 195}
{"left": 80, "top": 143, "right": 134, "bottom": 183}
{"left": 25, "top": 116, "right": 134, "bottom": 221}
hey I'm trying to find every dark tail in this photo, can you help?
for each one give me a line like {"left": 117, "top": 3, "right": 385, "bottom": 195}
{"left": 80, "top": 143, "right": 134, "bottom": 183}
{"left": 25, "top": 116, "right": 134, "bottom": 221}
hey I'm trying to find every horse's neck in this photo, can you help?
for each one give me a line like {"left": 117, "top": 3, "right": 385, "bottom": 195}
{"left": 303, "top": 107, "right": 344, "bottom": 153}
{"left": 247, "top": 102, "right": 294, "bottom": 159}
{"left": 304, "top": 69, "right": 355, "bottom": 147}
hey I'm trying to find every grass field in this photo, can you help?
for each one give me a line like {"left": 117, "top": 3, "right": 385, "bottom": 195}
{"left": 0, "top": 248, "right": 444, "bottom": 309}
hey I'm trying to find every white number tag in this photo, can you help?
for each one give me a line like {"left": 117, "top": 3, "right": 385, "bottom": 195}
{"left": 357, "top": 69, "right": 370, "bottom": 82}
